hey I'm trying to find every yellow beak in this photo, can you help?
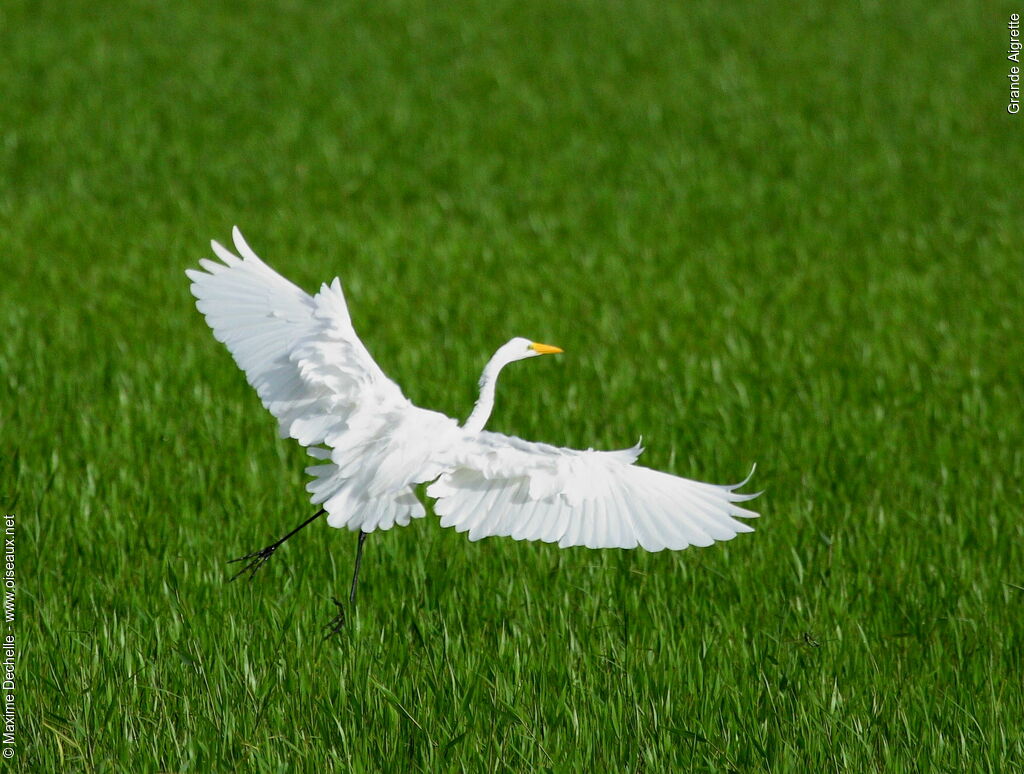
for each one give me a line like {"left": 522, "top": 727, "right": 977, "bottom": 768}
{"left": 529, "top": 342, "right": 564, "bottom": 355}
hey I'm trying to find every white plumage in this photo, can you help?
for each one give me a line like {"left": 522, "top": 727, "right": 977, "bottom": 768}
{"left": 187, "top": 228, "right": 760, "bottom": 553}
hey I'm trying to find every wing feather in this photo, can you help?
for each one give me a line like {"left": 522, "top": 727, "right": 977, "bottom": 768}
{"left": 578, "top": 500, "right": 597, "bottom": 549}
{"left": 188, "top": 228, "right": 460, "bottom": 532}
{"left": 540, "top": 497, "right": 571, "bottom": 545}
{"left": 426, "top": 432, "right": 759, "bottom": 552}
{"left": 558, "top": 498, "right": 586, "bottom": 549}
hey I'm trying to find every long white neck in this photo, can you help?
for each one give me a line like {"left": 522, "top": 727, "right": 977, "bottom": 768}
{"left": 463, "top": 352, "right": 513, "bottom": 434}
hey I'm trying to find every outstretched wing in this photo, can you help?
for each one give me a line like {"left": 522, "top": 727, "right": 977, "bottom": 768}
{"left": 426, "top": 432, "right": 759, "bottom": 551}
{"left": 187, "top": 228, "right": 460, "bottom": 532}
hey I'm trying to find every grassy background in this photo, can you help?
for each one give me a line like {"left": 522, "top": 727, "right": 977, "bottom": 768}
{"left": 4, "top": 0, "right": 1024, "bottom": 770}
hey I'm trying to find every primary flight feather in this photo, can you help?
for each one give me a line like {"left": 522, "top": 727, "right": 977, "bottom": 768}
{"left": 187, "top": 228, "right": 759, "bottom": 569}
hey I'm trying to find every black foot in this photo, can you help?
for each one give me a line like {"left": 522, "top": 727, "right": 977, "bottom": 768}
{"left": 324, "top": 596, "right": 347, "bottom": 638}
{"left": 227, "top": 543, "right": 279, "bottom": 582}
{"left": 226, "top": 508, "right": 327, "bottom": 582}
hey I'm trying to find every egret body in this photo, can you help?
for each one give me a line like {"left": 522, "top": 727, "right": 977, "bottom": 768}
{"left": 187, "top": 229, "right": 760, "bottom": 630}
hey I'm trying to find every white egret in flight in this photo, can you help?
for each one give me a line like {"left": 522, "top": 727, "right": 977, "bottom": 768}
{"left": 187, "top": 228, "right": 760, "bottom": 632}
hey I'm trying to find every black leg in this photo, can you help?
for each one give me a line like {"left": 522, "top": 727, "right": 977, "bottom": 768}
{"left": 228, "top": 508, "right": 326, "bottom": 582}
{"left": 349, "top": 530, "right": 369, "bottom": 605}
{"left": 324, "top": 530, "right": 369, "bottom": 638}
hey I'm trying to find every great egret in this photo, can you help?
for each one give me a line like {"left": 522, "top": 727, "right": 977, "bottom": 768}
{"left": 187, "top": 228, "right": 760, "bottom": 630}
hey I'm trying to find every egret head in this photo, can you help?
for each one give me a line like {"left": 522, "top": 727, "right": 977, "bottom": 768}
{"left": 499, "top": 336, "right": 564, "bottom": 364}
{"left": 466, "top": 338, "right": 564, "bottom": 430}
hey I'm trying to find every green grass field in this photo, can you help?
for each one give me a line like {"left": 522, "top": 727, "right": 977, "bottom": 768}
{"left": 5, "top": 0, "right": 1024, "bottom": 770}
